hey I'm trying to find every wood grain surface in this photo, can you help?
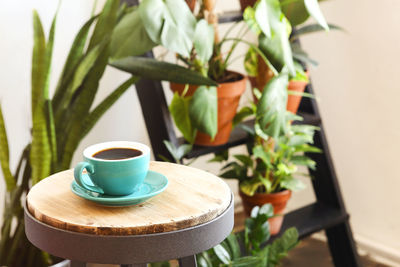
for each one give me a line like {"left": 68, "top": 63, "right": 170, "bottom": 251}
{"left": 27, "top": 161, "right": 232, "bottom": 235}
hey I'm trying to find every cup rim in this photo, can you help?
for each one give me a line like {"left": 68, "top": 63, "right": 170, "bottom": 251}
{"left": 83, "top": 141, "right": 150, "bottom": 162}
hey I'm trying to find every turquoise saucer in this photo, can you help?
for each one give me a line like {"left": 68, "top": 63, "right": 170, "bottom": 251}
{"left": 71, "top": 170, "right": 168, "bottom": 207}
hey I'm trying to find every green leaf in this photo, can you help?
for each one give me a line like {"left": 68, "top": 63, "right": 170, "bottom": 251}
{"left": 0, "top": 104, "right": 15, "bottom": 191}
{"left": 88, "top": 0, "right": 119, "bottom": 50}
{"left": 169, "top": 93, "right": 196, "bottom": 143}
{"left": 240, "top": 179, "right": 263, "bottom": 196}
{"left": 291, "top": 42, "right": 319, "bottom": 66}
{"left": 60, "top": 45, "right": 110, "bottom": 169}
{"left": 163, "top": 140, "right": 192, "bottom": 163}
{"left": 244, "top": 47, "right": 259, "bottom": 77}
{"left": 258, "top": 29, "right": 294, "bottom": 76}
{"left": 31, "top": 102, "right": 52, "bottom": 184}
{"left": 292, "top": 23, "right": 343, "bottom": 39}
{"left": 281, "top": 0, "right": 309, "bottom": 26}
{"left": 255, "top": 0, "right": 272, "bottom": 38}
{"left": 255, "top": 0, "right": 282, "bottom": 38}
{"left": 226, "top": 234, "right": 241, "bottom": 260}
{"left": 252, "top": 145, "right": 271, "bottom": 166}
{"left": 194, "top": 19, "right": 214, "bottom": 63}
{"left": 110, "top": 57, "right": 217, "bottom": 86}
{"left": 233, "top": 106, "right": 254, "bottom": 127}
{"left": 139, "top": 0, "right": 196, "bottom": 57}
{"left": 243, "top": 6, "right": 261, "bottom": 35}
{"left": 266, "top": 227, "right": 299, "bottom": 266}
{"left": 43, "top": 6, "right": 58, "bottom": 100}
{"left": 58, "top": 40, "right": 108, "bottom": 113}
{"left": 228, "top": 256, "right": 264, "bottom": 267}
{"left": 259, "top": 203, "right": 274, "bottom": 217}
{"left": 110, "top": 9, "right": 156, "bottom": 59}
{"left": 213, "top": 244, "right": 231, "bottom": 264}
{"left": 53, "top": 15, "right": 98, "bottom": 108}
{"left": 189, "top": 86, "right": 218, "bottom": 138}
{"left": 304, "top": 0, "right": 329, "bottom": 31}
{"left": 281, "top": 177, "right": 305, "bottom": 191}
{"left": 256, "top": 73, "right": 289, "bottom": 139}
{"left": 234, "top": 155, "right": 253, "bottom": 168}
{"left": 45, "top": 100, "right": 57, "bottom": 169}
{"left": 31, "top": 10, "right": 46, "bottom": 117}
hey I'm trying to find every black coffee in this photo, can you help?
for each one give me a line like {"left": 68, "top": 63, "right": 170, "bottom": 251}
{"left": 93, "top": 148, "right": 142, "bottom": 160}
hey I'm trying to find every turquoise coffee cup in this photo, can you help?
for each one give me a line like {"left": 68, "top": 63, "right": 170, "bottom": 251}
{"left": 74, "top": 141, "right": 150, "bottom": 196}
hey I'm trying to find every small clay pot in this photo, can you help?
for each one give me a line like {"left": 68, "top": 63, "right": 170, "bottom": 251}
{"left": 287, "top": 78, "right": 308, "bottom": 114}
{"left": 239, "top": 189, "right": 292, "bottom": 235}
{"left": 170, "top": 71, "right": 246, "bottom": 146}
{"left": 239, "top": 0, "right": 257, "bottom": 11}
{"left": 249, "top": 61, "right": 309, "bottom": 114}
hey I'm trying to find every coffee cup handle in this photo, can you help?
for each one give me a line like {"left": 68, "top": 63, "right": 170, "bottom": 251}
{"left": 74, "top": 162, "right": 104, "bottom": 194}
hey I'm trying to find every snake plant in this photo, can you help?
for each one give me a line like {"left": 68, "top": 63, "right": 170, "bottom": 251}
{"left": 0, "top": 0, "right": 216, "bottom": 266}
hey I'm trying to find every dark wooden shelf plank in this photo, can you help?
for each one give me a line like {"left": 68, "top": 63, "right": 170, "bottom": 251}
{"left": 269, "top": 202, "right": 348, "bottom": 242}
{"left": 218, "top": 11, "right": 243, "bottom": 23}
{"left": 182, "top": 112, "right": 321, "bottom": 159}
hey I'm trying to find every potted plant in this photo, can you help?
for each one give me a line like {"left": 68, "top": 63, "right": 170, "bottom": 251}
{"left": 109, "top": 0, "right": 282, "bottom": 147}
{"left": 242, "top": 0, "right": 340, "bottom": 114}
{"left": 211, "top": 72, "right": 321, "bottom": 235}
{"left": 151, "top": 204, "right": 299, "bottom": 267}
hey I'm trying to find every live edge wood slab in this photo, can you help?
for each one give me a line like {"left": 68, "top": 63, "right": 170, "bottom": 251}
{"left": 27, "top": 161, "right": 231, "bottom": 236}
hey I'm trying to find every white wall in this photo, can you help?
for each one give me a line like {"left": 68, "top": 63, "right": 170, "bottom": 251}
{"left": 1, "top": 0, "right": 399, "bottom": 265}
{"left": 300, "top": 0, "right": 400, "bottom": 263}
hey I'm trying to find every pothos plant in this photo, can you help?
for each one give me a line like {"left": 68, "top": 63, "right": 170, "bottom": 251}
{"left": 0, "top": 0, "right": 216, "bottom": 266}
{"left": 110, "top": 0, "right": 297, "bottom": 147}
{"left": 151, "top": 204, "right": 299, "bottom": 267}
{"left": 211, "top": 73, "right": 321, "bottom": 196}
{"left": 242, "top": 0, "right": 342, "bottom": 83}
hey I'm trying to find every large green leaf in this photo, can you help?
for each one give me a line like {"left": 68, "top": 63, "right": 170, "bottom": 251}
{"left": 281, "top": 0, "right": 309, "bottom": 26}
{"left": 266, "top": 227, "right": 299, "bottom": 266}
{"left": 304, "top": 0, "right": 329, "bottom": 31}
{"left": 163, "top": 141, "right": 192, "bottom": 163}
{"left": 30, "top": 102, "right": 52, "bottom": 184}
{"left": 0, "top": 104, "right": 15, "bottom": 191}
{"left": 88, "top": 0, "right": 119, "bottom": 50}
{"left": 189, "top": 86, "right": 218, "bottom": 138}
{"left": 256, "top": 73, "right": 289, "bottom": 139}
{"left": 255, "top": 0, "right": 282, "bottom": 38}
{"left": 45, "top": 100, "right": 57, "bottom": 169}
{"left": 53, "top": 16, "right": 98, "bottom": 108}
{"left": 59, "top": 45, "right": 110, "bottom": 169}
{"left": 169, "top": 93, "right": 196, "bottom": 143}
{"left": 213, "top": 244, "right": 231, "bottom": 264}
{"left": 139, "top": 0, "right": 196, "bottom": 57}
{"left": 194, "top": 19, "right": 214, "bottom": 64}
{"left": 57, "top": 41, "right": 108, "bottom": 114}
{"left": 43, "top": 7, "right": 57, "bottom": 99}
{"left": 31, "top": 10, "right": 46, "bottom": 117}
{"left": 258, "top": 28, "right": 294, "bottom": 76}
{"left": 110, "top": 57, "right": 217, "bottom": 86}
{"left": 225, "top": 234, "right": 241, "bottom": 260}
{"left": 110, "top": 9, "right": 156, "bottom": 59}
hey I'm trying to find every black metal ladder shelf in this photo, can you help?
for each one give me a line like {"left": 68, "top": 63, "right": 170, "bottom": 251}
{"left": 129, "top": 6, "right": 361, "bottom": 267}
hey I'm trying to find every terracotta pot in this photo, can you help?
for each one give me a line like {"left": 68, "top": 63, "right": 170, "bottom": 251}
{"left": 239, "top": 189, "right": 292, "bottom": 235}
{"left": 170, "top": 71, "right": 247, "bottom": 146}
{"left": 249, "top": 59, "right": 309, "bottom": 114}
{"left": 185, "top": 0, "right": 196, "bottom": 12}
{"left": 239, "top": 0, "right": 257, "bottom": 11}
{"left": 287, "top": 78, "right": 308, "bottom": 114}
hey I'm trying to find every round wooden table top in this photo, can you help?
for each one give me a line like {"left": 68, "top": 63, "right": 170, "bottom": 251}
{"left": 27, "top": 161, "right": 232, "bottom": 236}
